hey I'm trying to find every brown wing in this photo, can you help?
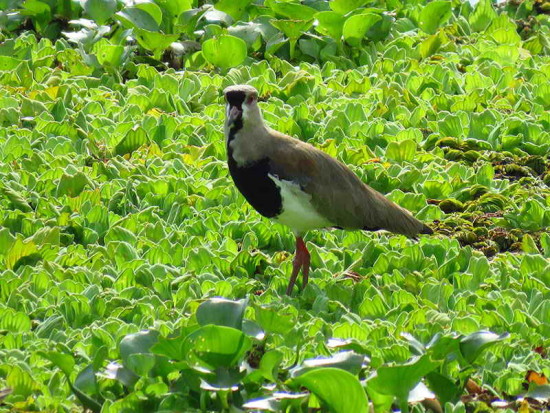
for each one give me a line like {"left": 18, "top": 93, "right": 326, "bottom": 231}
{"left": 266, "top": 131, "right": 431, "bottom": 237}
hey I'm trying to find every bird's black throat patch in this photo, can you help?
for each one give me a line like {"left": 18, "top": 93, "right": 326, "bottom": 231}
{"left": 227, "top": 116, "right": 243, "bottom": 143}
{"left": 227, "top": 149, "right": 282, "bottom": 218}
{"left": 225, "top": 91, "right": 247, "bottom": 143}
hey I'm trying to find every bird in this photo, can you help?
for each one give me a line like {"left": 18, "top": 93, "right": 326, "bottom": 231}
{"left": 223, "top": 84, "right": 433, "bottom": 295}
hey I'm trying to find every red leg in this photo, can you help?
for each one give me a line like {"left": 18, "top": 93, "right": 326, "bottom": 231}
{"left": 286, "top": 237, "right": 311, "bottom": 295}
{"left": 286, "top": 253, "right": 301, "bottom": 296}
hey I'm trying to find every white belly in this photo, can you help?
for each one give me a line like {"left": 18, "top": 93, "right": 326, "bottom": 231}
{"left": 269, "top": 174, "right": 333, "bottom": 236}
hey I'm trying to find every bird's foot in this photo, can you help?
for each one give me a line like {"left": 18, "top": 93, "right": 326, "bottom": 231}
{"left": 286, "top": 237, "right": 311, "bottom": 295}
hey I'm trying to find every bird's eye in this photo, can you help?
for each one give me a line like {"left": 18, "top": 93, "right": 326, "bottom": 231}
{"left": 246, "top": 95, "right": 255, "bottom": 104}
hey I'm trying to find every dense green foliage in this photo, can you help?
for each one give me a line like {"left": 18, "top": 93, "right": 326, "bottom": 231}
{"left": 1, "top": 0, "right": 549, "bottom": 69}
{"left": 0, "top": 0, "right": 550, "bottom": 411}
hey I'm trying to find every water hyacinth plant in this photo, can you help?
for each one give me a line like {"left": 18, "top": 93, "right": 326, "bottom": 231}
{"left": 0, "top": 0, "right": 549, "bottom": 411}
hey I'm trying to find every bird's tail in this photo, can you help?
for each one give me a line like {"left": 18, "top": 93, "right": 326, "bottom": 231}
{"left": 371, "top": 190, "right": 433, "bottom": 238}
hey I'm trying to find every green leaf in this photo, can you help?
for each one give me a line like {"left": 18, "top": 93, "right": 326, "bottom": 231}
{"left": 0, "top": 228, "right": 15, "bottom": 254}
{"left": 82, "top": 0, "right": 117, "bottom": 25}
{"left": 418, "top": 1, "right": 451, "bottom": 34}
{"left": 259, "top": 350, "right": 283, "bottom": 382}
{"left": 71, "top": 365, "right": 102, "bottom": 412}
{"left": 330, "top": 0, "right": 368, "bottom": 15}
{"left": 104, "top": 226, "right": 137, "bottom": 244}
{"left": 269, "top": 1, "right": 317, "bottom": 20}
{"left": 366, "top": 13, "right": 392, "bottom": 41}
{"left": 479, "top": 44, "right": 519, "bottom": 65}
{"left": 133, "top": 1, "right": 163, "bottom": 26}
{"left": 522, "top": 234, "right": 540, "bottom": 254}
{"left": 33, "top": 227, "right": 60, "bottom": 246}
{"left": 489, "top": 27, "right": 521, "bottom": 45}
{"left": 183, "top": 325, "right": 252, "bottom": 369}
{"left": 92, "top": 39, "right": 127, "bottom": 68}
{"left": 367, "top": 354, "right": 440, "bottom": 401}
{"left": 386, "top": 139, "right": 417, "bottom": 162}
{"left": 5, "top": 365, "right": 37, "bottom": 398}
{"left": 0, "top": 56, "right": 21, "bottom": 70}
{"left": 0, "top": 309, "right": 32, "bottom": 332}
{"left": 37, "top": 351, "right": 76, "bottom": 378}
{"left": 115, "top": 126, "right": 149, "bottom": 156}
{"left": 459, "top": 331, "right": 508, "bottom": 365}
{"left": 37, "top": 351, "right": 101, "bottom": 412}
{"left": 291, "top": 368, "right": 368, "bottom": 413}
{"left": 119, "top": 330, "right": 160, "bottom": 368}
{"left": 74, "top": 365, "right": 99, "bottom": 397}
{"left": 342, "top": 13, "right": 381, "bottom": 47}
{"left": 202, "top": 35, "right": 247, "bottom": 69}
{"left": 314, "top": 11, "right": 345, "bottom": 40}
{"left": 540, "top": 233, "right": 550, "bottom": 258}
{"left": 439, "top": 113, "right": 464, "bottom": 138}
{"left": 367, "top": 386, "right": 394, "bottom": 413}
{"left": 151, "top": 335, "right": 185, "bottom": 361}
{"left": 419, "top": 30, "right": 448, "bottom": 59}
{"left": 126, "top": 353, "right": 156, "bottom": 377}
{"left": 228, "top": 23, "right": 262, "bottom": 48}
{"left": 196, "top": 298, "right": 247, "bottom": 330}
{"left": 57, "top": 171, "right": 92, "bottom": 197}
{"left": 520, "top": 255, "right": 549, "bottom": 278}
{"left": 426, "top": 371, "right": 462, "bottom": 404}
{"left": 134, "top": 29, "right": 179, "bottom": 57}
{"left": 157, "top": 0, "right": 192, "bottom": 19}
{"left": 0, "top": 184, "right": 32, "bottom": 212}
{"left": 5, "top": 237, "right": 39, "bottom": 270}
{"left": 469, "top": 0, "right": 497, "bottom": 32}
{"left": 116, "top": 7, "right": 159, "bottom": 31}
{"left": 255, "top": 306, "right": 296, "bottom": 335}
{"left": 298, "top": 38, "right": 322, "bottom": 59}
{"left": 20, "top": 0, "right": 51, "bottom": 33}
{"left": 291, "top": 351, "right": 365, "bottom": 377}
{"left": 270, "top": 19, "right": 313, "bottom": 40}
{"left": 177, "top": 8, "right": 206, "bottom": 35}
{"left": 215, "top": 0, "right": 252, "bottom": 21}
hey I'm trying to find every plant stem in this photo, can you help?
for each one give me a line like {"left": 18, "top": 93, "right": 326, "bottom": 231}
{"left": 289, "top": 38, "right": 296, "bottom": 60}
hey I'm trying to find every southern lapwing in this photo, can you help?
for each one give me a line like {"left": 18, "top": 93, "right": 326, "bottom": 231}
{"left": 223, "top": 85, "right": 433, "bottom": 295}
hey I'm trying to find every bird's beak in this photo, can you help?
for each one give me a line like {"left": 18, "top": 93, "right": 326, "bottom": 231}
{"left": 227, "top": 103, "right": 242, "bottom": 127}
{"left": 229, "top": 105, "right": 241, "bottom": 122}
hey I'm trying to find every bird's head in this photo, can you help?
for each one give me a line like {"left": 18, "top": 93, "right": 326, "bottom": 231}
{"left": 223, "top": 85, "right": 261, "bottom": 133}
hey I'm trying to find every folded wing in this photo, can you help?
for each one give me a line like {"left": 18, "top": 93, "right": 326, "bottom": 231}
{"left": 267, "top": 131, "right": 432, "bottom": 237}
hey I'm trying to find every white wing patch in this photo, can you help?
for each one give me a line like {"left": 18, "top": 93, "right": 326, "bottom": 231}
{"left": 269, "top": 174, "right": 333, "bottom": 236}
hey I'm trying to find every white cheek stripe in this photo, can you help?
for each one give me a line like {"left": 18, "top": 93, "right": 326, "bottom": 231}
{"left": 229, "top": 131, "right": 248, "bottom": 165}
{"left": 242, "top": 102, "right": 250, "bottom": 120}
{"left": 269, "top": 174, "right": 332, "bottom": 235}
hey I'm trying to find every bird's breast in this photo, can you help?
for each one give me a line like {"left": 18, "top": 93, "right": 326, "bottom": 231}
{"left": 227, "top": 152, "right": 283, "bottom": 218}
